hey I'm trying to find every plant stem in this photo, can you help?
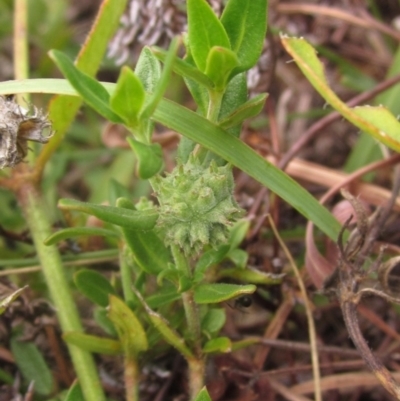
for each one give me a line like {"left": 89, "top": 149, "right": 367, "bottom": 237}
{"left": 171, "top": 246, "right": 202, "bottom": 351}
{"left": 171, "top": 245, "right": 205, "bottom": 398}
{"left": 206, "top": 90, "right": 223, "bottom": 123}
{"left": 341, "top": 300, "right": 400, "bottom": 399}
{"left": 120, "top": 246, "right": 135, "bottom": 304}
{"left": 19, "top": 183, "right": 106, "bottom": 401}
{"left": 124, "top": 355, "right": 139, "bottom": 401}
{"left": 13, "top": 0, "right": 29, "bottom": 102}
{"left": 187, "top": 357, "right": 206, "bottom": 400}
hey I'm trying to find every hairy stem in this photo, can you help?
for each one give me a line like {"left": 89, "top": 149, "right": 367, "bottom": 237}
{"left": 171, "top": 245, "right": 205, "bottom": 398}
{"left": 19, "top": 184, "right": 106, "bottom": 401}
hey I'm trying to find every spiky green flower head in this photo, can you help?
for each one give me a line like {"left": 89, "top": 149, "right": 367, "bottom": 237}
{"left": 153, "top": 154, "right": 244, "bottom": 257}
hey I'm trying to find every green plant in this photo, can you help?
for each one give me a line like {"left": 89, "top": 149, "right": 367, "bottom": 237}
{"left": 2, "top": 1, "right": 400, "bottom": 401}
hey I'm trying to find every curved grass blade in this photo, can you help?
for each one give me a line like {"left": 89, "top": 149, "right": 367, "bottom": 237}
{"left": 0, "top": 78, "right": 342, "bottom": 240}
{"left": 281, "top": 35, "right": 400, "bottom": 152}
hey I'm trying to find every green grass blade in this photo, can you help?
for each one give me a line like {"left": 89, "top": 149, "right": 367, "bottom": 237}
{"left": 0, "top": 78, "right": 341, "bottom": 240}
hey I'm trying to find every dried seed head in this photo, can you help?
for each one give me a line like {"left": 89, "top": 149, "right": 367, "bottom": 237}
{"left": 0, "top": 96, "right": 52, "bottom": 168}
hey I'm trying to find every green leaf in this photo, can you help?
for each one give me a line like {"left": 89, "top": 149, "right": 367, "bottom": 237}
{"left": 47, "top": 0, "right": 129, "bottom": 166}
{"left": 201, "top": 308, "right": 226, "bottom": 334}
{"left": 133, "top": 287, "right": 193, "bottom": 358}
{"left": 146, "top": 287, "right": 181, "bottom": 309}
{"left": 281, "top": 36, "right": 400, "bottom": 152}
{"left": 221, "top": 0, "right": 267, "bottom": 73}
{"left": 44, "top": 227, "right": 120, "bottom": 246}
{"left": 107, "top": 295, "right": 148, "bottom": 357}
{"left": 93, "top": 307, "right": 118, "bottom": 337}
{"left": 205, "top": 46, "right": 239, "bottom": 90}
{"left": 49, "top": 50, "right": 123, "bottom": 123}
{"left": 74, "top": 269, "right": 117, "bottom": 307}
{"left": 157, "top": 267, "right": 192, "bottom": 292}
{"left": 180, "top": 51, "right": 210, "bottom": 116}
{"left": 227, "top": 248, "right": 248, "bottom": 269}
{"left": 127, "top": 138, "right": 163, "bottom": 179}
{"left": 0, "top": 78, "right": 342, "bottom": 241}
{"left": 187, "top": 0, "right": 231, "bottom": 72}
{"left": 218, "top": 267, "right": 285, "bottom": 285}
{"left": 194, "top": 245, "right": 230, "bottom": 282}
{"left": 58, "top": 198, "right": 158, "bottom": 230}
{"left": 194, "top": 387, "right": 213, "bottom": 401}
{"left": 0, "top": 286, "right": 27, "bottom": 315}
{"left": 152, "top": 46, "right": 214, "bottom": 89}
{"left": 203, "top": 336, "right": 232, "bottom": 353}
{"left": 193, "top": 283, "right": 256, "bottom": 304}
{"left": 201, "top": 72, "right": 248, "bottom": 165}
{"left": 110, "top": 66, "right": 145, "bottom": 127}
{"left": 11, "top": 337, "right": 54, "bottom": 396}
{"left": 108, "top": 178, "right": 132, "bottom": 206}
{"left": 135, "top": 47, "right": 162, "bottom": 93}
{"left": 147, "top": 307, "right": 194, "bottom": 359}
{"left": 228, "top": 220, "right": 250, "bottom": 250}
{"left": 219, "top": 94, "right": 267, "bottom": 130}
{"left": 141, "top": 37, "right": 179, "bottom": 120}
{"left": 63, "top": 381, "right": 84, "bottom": 401}
{"left": 63, "top": 332, "right": 121, "bottom": 355}
{"left": 116, "top": 198, "right": 171, "bottom": 274}
{"left": 217, "top": 72, "right": 248, "bottom": 138}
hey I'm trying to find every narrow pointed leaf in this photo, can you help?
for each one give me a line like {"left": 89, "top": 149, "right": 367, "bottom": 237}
{"left": 228, "top": 220, "right": 250, "bottom": 250}
{"left": 49, "top": 50, "right": 123, "bottom": 123}
{"left": 193, "top": 283, "right": 256, "bottom": 304}
{"left": 64, "top": 381, "right": 85, "bottom": 401}
{"left": 116, "top": 198, "right": 171, "bottom": 274}
{"left": 152, "top": 46, "right": 214, "bottom": 88}
{"left": 46, "top": 0, "right": 128, "bottom": 166}
{"left": 110, "top": 66, "right": 145, "bottom": 126}
{"left": 0, "top": 286, "right": 28, "bottom": 315}
{"left": 141, "top": 37, "right": 179, "bottom": 119}
{"left": 133, "top": 288, "right": 194, "bottom": 358}
{"left": 281, "top": 36, "right": 400, "bottom": 152}
{"left": 194, "top": 387, "right": 213, "bottom": 401}
{"left": 11, "top": 338, "right": 54, "bottom": 396}
{"left": 219, "top": 94, "right": 267, "bottom": 130}
{"left": 146, "top": 287, "right": 181, "bottom": 308}
{"left": 44, "top": 227, "right": 119, "bottom": 246}
{"left": 218, "top": 267, "right": 285, "bottom": 285}
{"left": 58, "top": 198, "right": 158, "bottom": 230}
{"left": 187, "top": 0, "right": 231, "bottom": 71}
{"left": 63, "top": 332, "right": 122, "bottom": 355}
{"left": 147, "top": 309, "right": 194, "bottom": 359}
{"left": 217, "top": 72, "right": 248, "bottom": 137}
{"left": 221, "top": 0, "right": 267, "bottom": 72}
{"left": 108, "top": 295, "right": 148, "bottom": 357}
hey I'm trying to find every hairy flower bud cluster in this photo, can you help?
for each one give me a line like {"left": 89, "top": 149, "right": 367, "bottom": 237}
{"left": 153, "top": 155, "right": 243, "bottom": 256}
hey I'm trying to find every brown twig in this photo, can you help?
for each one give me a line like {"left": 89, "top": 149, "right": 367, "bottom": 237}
{"left": 276, "top": 3, "right": 400, "bottom": 42}
{"left": 329, "top": 171, "right": 400, "bottom": 399}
